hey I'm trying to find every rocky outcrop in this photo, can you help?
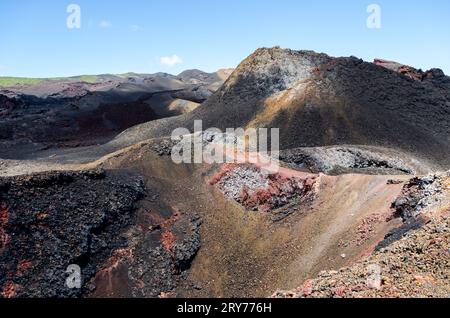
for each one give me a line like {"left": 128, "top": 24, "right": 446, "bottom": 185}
{"left": 278, "top": 145, "right": 431, "bottom": 175}
{"left": 0, "top": 167, "right": 204, "bottom": 298}
{"left": 391, "top": 172, "right": 448, "bottom": 221}
{"left": 210, "top": 163, "right": 317, "bottom": 220}
{"left": 374, "top": 59, "right": 449, "bottom": 85}
{"left": 0, "top": 169, "right": 145, "bottom": 297}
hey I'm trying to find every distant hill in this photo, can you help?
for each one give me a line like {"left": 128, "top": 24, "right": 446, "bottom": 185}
{"left": 0, "top": 68, "right": 233, "bottom": 158}
{"left": 177, "top": 68, "right": 234, "bottom": 91}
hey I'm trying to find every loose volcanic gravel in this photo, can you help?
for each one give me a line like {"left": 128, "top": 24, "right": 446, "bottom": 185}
{"left": 273, "top": 214, "right": 450, "bottom": 298}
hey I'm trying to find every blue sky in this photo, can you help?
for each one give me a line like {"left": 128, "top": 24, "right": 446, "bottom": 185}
{"left": 0, "top": 0, "right": 449, "bottom": 77}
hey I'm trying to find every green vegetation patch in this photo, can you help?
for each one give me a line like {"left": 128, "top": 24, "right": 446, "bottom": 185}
{"left": 0, "top": 77, "right": 44, "bottom": 87}
{"left": 0, "top": 75, "right": 102, "bottom": 87}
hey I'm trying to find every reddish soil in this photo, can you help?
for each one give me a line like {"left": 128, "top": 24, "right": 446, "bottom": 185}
{"left": 0, "top": 202, "right": 10, "bottom": 250}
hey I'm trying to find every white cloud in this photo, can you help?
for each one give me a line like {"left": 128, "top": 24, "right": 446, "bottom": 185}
{"left": 159, "top": 55, "right": 183, "bottom": 67}
{"left": 0, "top": 65, "right": 8, "bottom": 73}
{"left": 99, "top": 20, "right": 112, "bottom": 28}
{"left": 130, "top": 24, "right": 142, "bottom": 31}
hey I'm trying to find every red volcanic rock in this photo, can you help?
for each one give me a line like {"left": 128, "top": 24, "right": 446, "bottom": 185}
{"left": 373, "top": 59, "right": 425, "bottom": 81}
{"left": 210, "top": 164, "right": 316, "bottom": 218}
{"left": 15, "top": 260, "right": 33, "bottom": 278}
{"left": 0, "top": 202, "right": 8, "bottom": 224}
{"left": 1, "top": 281, "right": 20, "bottom": 298}
{"left": 0, "top": 202, "right": 10, "bottom": 250}
{"left": 159, "top": 212, "right": 181, "bottom": 254}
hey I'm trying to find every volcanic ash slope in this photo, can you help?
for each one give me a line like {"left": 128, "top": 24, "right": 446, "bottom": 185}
{"left": 112, "top": 47, "right": 450, "bottom": 169}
